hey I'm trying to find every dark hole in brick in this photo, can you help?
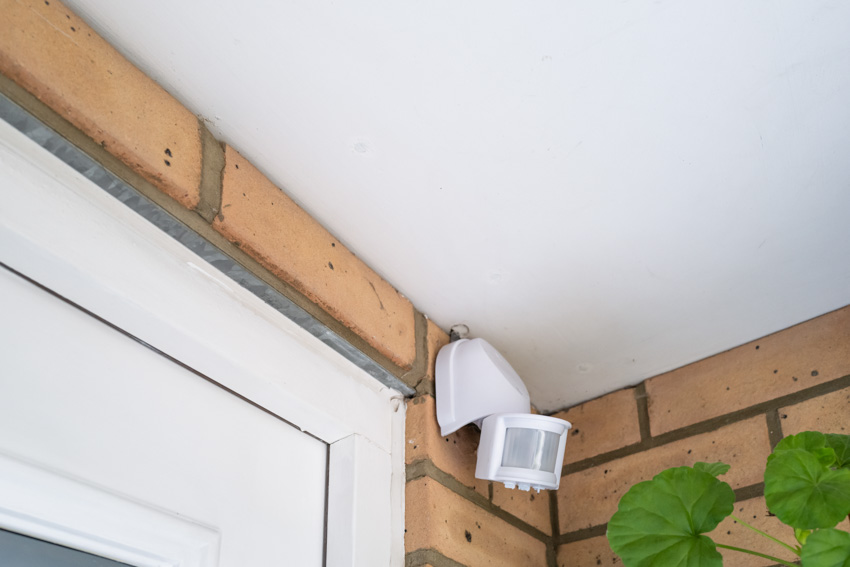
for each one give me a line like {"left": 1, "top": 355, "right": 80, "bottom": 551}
{"left": 44, "top": 1, "right": 49, "bottom": 4}
{"left": 811, "top": 370, "right": 819, "bottom": 377}
{"left": 235, "top": 164, "right": 240, "bottom": 169}
{"left": 755, "top": 345, "right": 760, "bottom": 350}
{"left": 331, "top": 242, "right": 336, "bottom": 247}
{"left": 726, "top": 387, "right": 730, "bottom": 391}
{"left": 793, "top": 376, "right": 798, "bottom": 381}
{"left": 70, "top": 26, "right": 76, "bottom": 32}
{"left": 572, "top": 428, "right": 580, "bottom": 435}
{"left": 328, "top": 261, "right": 334, "bottom": 270}
{"left": 464, "top": 530, "right": 472, "bottom": 542}
{"left": 604, "top": 469, "right": 608, "bottom": 474}
{"left": 727, "top": 531, "right": 731, "bottom": 535}
{"left": 687, "top": 449, "right": 692, "bottom": 454}
{"left": 530, "top": 494, "right": 535, "bottom": 501}
{"left": 774, "top": 369, "right": 778, "bottom": 374}
{"left": 781, "top": 414, "right": 788, "bottom": 419}
{"left": 165, "top": 148, "right": 172, "bottom": 157}
{"left": 445, "top": 438, "right": 449, "bottom": 442}
{"left": 597, "top": 559, "right": 602, "bottom": 566}
{"left": 164, "top": 160, "right": 171, "bottom": 167}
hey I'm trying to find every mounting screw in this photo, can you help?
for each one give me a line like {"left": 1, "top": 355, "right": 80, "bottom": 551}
{"left": 449, "top": 324, "right": 470, "bottom": 342}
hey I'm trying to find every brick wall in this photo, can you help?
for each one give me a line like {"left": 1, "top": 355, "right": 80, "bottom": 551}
{"left": 3, "top": 3, "right": 848, "bottom": 566}
{"left": 0, "top": 0, "right": 418, "bottom": 379}
{"left": 553, "top": 306, "right": 850, "bottom": 567}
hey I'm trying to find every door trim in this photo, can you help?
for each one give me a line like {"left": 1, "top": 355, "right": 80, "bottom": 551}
{"left": 0, "top": 451, "right": 220, "bottom": 567}
{"left": 0, "top": 109, "right": 403, "bottom": 566}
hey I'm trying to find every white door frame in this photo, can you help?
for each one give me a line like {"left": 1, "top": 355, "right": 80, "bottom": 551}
{"left": 0, "top": 118, "right": 404, "bottom": 566}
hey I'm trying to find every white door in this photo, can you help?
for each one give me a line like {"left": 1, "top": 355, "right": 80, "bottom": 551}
{"left": 0, "top": 101, "right": 405, "bottom": 566}
{"left": 0, "top": 263, "right": 328, "bottom": 565}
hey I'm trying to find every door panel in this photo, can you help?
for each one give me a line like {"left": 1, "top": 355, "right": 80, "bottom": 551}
{"left": 0, "top": 267, "right": 327, "bottom": 565}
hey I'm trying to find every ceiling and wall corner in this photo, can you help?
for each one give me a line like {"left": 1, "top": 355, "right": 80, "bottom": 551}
{"left": 61, "top": 0, "right": 850, "bottom": 412}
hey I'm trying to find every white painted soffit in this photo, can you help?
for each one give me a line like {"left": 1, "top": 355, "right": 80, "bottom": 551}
{"left": 61, "top": 0, "right": 850, "bottom": 411}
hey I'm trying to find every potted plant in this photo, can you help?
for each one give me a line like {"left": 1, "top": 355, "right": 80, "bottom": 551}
{"left": 606, "top": 431, "right": 850, "bottom": 566}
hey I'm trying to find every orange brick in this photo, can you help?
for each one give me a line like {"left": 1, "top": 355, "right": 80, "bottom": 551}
{"left": 557, "top": 499, "right": 850, "bottom": 567}
{"left": 710, "top": 497, "right": 799, "bottom": 567}
{"left": 557, "top": 536, "right": 621, "bottom": 567}
{"left": 0, "top": 0, "right": 202, "bottom": 208}
{"left": 214, "top": 146, "right": 415, "bottom": 368}
{"left": 405, "top": 477, "right": 547, "bottom": 567}
{"left": 406, "top": 395, "right": 488, "bottom": 496}
{"left": 552, "top": 388, "right": 641, "bottom": 465}
{"left": 646, "top": 306, "right": 850, "bottom": 435}
{"left": 426, "top": 319, "right": 450, "bottom": 382}
{"left": 491, "top": 483, "right": 551, "bottom": 535}
{"left": 558, "top": 416, "right": 771, "bottom": 533}
{"left": 779, "top": 386, "right": 850, "bottom": 436}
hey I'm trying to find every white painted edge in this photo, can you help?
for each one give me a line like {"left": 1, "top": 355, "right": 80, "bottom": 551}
{"left": 0, "top": 118, "right": 405, "bottom": 565}
{"left": 328, "top": 434, "right": 396, "bottom": 567}
{"left": 326, "top": 401, "right": 405, "bottom": 567}
{"left": 0, "top": 451, "right": 220, "bottom": 567}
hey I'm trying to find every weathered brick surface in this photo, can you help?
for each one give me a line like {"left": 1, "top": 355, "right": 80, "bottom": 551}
{"left": 406, "top": 395, "right": 489, "bottom": 496}
{"left": 557, "top": 536, "right": 621, "bottom": 567}
{"left": 711, "top": 497, "right": 850, "bottom": 566}
{"left": 710, "top": 497, "right": 798, "bottom": 567}
{"left": 426, "top": 319, "right": 450, "bottom": 382}
{"left": 405, "top": 477, "right": 547, "bottom": 567}
{"left": 491, "top": 483, "right": 551, "bottom": 535}
{"left": 779, "top": 386, "right": 850, "bottom": 436}
{"left": 558, "top": 416, "right": 771, "bottom": 533}
{"left": 646, "top": 306, "right": 850, "bottom": 435}
{"left": 552, "top": 388, "right": 641, "bottom": 465}
{"left": 214, "top": 146, "right": 416, "bottom": 368}
{"left": 0, "top": 0, "right": 202, "bottom": 208}
{"left": 557, "top": 498, "right": 850, "bottom": 566}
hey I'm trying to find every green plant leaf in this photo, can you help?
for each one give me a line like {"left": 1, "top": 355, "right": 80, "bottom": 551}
{"left": 770, "top": 431, "right": 836, "bottom": 467}
{"left": 826, "top": 434, "right": 850, "bottom": 469}
{"left": 694, "top": 461, "right": 731, "bottom": 477}
{"left": 765, "top": 448, "right": 850, "bottom": 529}
{"left": 801, "top": 528, "right": 850, "bottom": 567}
{"left": 797, "top": 528, "right": 813, "bottom": 546}
{"left": 607, "top": 466, "right": 734, "bottom": 567}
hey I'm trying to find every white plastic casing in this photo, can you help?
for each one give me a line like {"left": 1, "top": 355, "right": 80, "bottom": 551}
{"left": 435, "top": 338, "right": 573, "bottom": 491}
{"left": 476, "top": 413, "right": 571, "bottom": 492}
{"left": 436, "top": 338, "right": 531, "bottom": 436}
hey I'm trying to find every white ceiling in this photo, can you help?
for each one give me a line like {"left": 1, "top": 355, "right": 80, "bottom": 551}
{"left": 65, "top": 0, "right": 850, "bottom": 412}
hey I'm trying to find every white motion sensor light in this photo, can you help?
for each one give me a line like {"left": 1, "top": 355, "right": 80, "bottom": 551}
{"left": 435, "top": 338, "right": 571, "bottom": 492}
